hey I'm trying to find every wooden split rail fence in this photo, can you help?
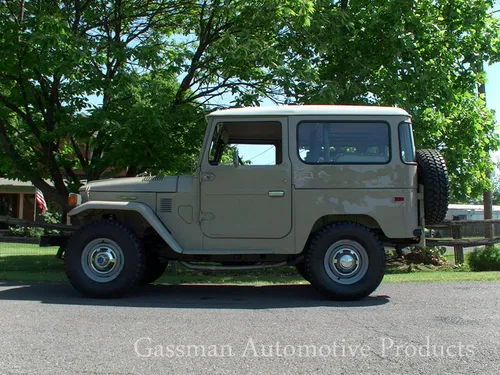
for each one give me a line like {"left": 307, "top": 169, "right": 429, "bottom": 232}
{"left": 427, "top": 218, "right": 499, "bottom": 264}
{"left": 0, "top": 216, "right": 78, "bottom": 232}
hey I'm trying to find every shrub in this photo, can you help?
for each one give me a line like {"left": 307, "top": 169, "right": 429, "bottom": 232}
{"left": 8, "top": 226, "right": 44, "bottom": 238}
{"left": 468, "top": 246, "right": 500, "bottom": 271}
{"left": 7, "top": 210, "right": 62, "bottom": 238}
{"left": 39, "top": 211, "right": 62, "bottom": 236}
{"left": 404, "top": 246, "right": 447, "bottom": 266}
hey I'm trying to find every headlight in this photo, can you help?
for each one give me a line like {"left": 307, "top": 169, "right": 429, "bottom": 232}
{"left": 78, "top": 186, "right": 90, "bottom": 203}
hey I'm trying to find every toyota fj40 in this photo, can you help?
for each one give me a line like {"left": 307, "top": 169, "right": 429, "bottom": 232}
{"left": 53, "top": 105, "right": 449, "bottom": 300}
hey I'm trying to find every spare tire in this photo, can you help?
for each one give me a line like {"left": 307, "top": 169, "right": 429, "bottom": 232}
{"left": 415, "top": 149, "right": 449, "bottom": 225}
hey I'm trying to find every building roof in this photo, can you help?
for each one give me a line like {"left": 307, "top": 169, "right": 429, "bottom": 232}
{"left": 0, "top": 178, "right": 35, "bottom": 188}
{"left": 0, "top": 178, "right": 54, "bottom": 189}
{"left": 208, "top": 105, "right": 410, "bottom": 117}
{"left": 448, "top": 204, "right": 500, "bottom": 212}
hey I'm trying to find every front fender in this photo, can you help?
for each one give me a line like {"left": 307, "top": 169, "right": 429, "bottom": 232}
{"left": 69, "top": 201, "right": 183, "bottom": 253}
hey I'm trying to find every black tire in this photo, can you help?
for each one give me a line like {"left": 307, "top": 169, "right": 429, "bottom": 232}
{"left": 415, "top": 149, "right": 449, "bottom": 225}
{"left": 295, "top": 263, "right": 310, "bottom": 282}
{"left": 141, "top": 253, "right": 168, "bottom": 285}
{"left": 65, "top": 220, "right": 146, "bottom": 298}
{"left": 305, "top": 223, "right": 385, "bottom": 300}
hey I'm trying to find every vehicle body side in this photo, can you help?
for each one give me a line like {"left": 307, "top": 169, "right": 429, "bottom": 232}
{"left": 70, "top": 109, "right": 420, "bottom": 257}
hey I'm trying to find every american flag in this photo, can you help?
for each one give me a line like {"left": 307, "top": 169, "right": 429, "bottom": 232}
{"left": 35, "top": 188, "right": 47, "bottom": 213}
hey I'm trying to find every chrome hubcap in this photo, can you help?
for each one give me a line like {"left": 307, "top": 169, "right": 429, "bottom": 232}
{"left": 324, "top": 240, "right": 369, "bottom": 285}
{"left": 92, "top": 249, "right": 117, "bottom": 271}
{"left": 338, "top": 253, "right": 357, "bottom": 271}
{"left": 81, "top": 239, "right": 124, "bottom": 283}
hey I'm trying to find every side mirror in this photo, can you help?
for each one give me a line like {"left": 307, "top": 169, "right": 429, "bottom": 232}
{"left": 232, "top": 148, "right": 239, "bottom": 168}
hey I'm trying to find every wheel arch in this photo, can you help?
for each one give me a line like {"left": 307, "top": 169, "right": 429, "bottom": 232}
{"left": 300, "top": 214, "right": 384, "bottom": 254}
{"left": 311, "top": 214, "right": 382, "bottom": 234}
{"left": 69, "top": 201, "right": 183, "bottom": 253}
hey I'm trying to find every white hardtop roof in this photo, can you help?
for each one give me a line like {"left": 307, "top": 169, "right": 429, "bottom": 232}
{"left": 208, "top": 105, "right": 410, "bottom": 117}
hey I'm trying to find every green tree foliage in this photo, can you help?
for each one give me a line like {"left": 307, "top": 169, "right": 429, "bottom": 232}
{"left": 0, "top": 0, "right": 314, "bottom": 210}
{"left": 271, "top": 0, "right": 500, "bottom": 201}
{"left": 469, "top": 245, "right": 500, "bottom": 271}
{"left": 78, "top": 72, "right": 207, "bottom": 178}
{"left": 0, "top": 0, "right": 196, "bottom": 208}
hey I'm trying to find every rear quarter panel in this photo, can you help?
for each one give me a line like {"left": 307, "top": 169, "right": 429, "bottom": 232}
{"left": 289, "top": 114, "right": 419, "bottom": 252}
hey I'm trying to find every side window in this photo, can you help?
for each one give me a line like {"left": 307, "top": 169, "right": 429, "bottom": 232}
{"left": 220, "top": 144, "right": 277, "bottom": 166}
{"left": 208, "top": 121, "right": 282, "bottom": 166}
{"left": 297, "top": 122, "right": 390, "bottom": 164}
{"left": 398, "top": 122, "right": 416, "bottom": 163}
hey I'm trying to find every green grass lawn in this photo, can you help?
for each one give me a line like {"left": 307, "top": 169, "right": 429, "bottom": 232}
{"left": 1, "top": 243, "right": 500, "bottom": 285}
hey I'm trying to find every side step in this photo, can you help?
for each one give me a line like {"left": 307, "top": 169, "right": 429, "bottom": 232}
{"left": 179, "top": 261, "right": 288, "bottom": 271}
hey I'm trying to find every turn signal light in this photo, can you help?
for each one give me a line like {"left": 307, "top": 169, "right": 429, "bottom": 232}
{"left": 68, "top": 193, "right": 82, "bottom": 207}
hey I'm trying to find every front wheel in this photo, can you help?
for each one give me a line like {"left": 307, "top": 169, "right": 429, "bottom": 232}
{"left": 305, "top": 223, "right": 385, "bottom": 300}
{"left": 65, "top": 220, "right": 146, "bottom": 298}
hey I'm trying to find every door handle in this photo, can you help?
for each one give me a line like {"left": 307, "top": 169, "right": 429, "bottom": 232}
{"left": 268, "top": 190, "right": 285, "bottom": 198}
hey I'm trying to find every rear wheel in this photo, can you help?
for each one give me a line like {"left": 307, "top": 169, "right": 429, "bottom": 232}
{"left": 65, "top": 220, "right": 146, "bottom": 298}
{"left": 305, "top": 223, "right": 385, "bottom": 300}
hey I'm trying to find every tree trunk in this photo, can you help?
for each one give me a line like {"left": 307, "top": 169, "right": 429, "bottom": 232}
{"left": 478, "top": 64, "right": 494, "bottom": 239}
{"left": 484, "top": 177, "right": 494, "bottom": 239}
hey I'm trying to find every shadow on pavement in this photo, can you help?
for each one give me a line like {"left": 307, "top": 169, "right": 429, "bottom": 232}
{"left": 0, "top": 281, "right": 390, "bottom": 309}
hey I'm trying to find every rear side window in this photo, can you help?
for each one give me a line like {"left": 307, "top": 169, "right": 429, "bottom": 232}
{"left": 399, "top": 122, "right": 416, "bottom": 163}
{"left": 297, "top": 122, "right": 390, "bottom": 164}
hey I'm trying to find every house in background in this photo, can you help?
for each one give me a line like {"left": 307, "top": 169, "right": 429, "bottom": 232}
{"left": 446, "top": 204, "right": 500, "bottom": 221}
{"left": 441, "top": 204, "right": 500, "bottom": 238}
{"left": 0, "top": 178, "right": 43, "bottom": 229}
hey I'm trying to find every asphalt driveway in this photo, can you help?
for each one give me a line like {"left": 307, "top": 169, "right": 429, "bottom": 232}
{"left": 0, "top": 281, "right": 499, "bottom": 375}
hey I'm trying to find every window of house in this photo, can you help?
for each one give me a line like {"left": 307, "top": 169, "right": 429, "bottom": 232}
{"left": 208, "top": 121, "right": 282, "bottom": 166}
{"left": 297, "top": 122, "right": 390, "bottom": 164}
{"left": 0, "top": 194, "right": 19, "bottom": 229}
{"left": 0, "top": 194, "right": 18, "bottom": 216}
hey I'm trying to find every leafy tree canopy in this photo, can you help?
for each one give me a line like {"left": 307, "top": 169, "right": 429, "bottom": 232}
{"left": 0, "top": 0, "right": 314, "bottom": 210}
{"left": 270, "top": 0, "right": 500, "bottom": 201}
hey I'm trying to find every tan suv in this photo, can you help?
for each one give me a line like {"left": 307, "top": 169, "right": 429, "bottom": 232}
{"left": 54, "top": 105, "right": 449, "bottom": 300}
